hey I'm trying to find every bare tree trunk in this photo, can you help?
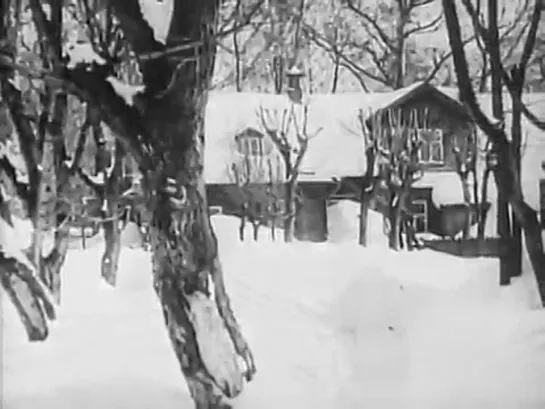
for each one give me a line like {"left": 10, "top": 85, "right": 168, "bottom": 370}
{"left": 61, "top": 2, "right": 257, "bottom": 404}
{"left": 359, "top": 147, "right": 377, "bottom": 246}
{"left": 487, "top": 0, "right": 512, "bottom": 285}
{"left": 252, "top": 221, "right": 259, "bottom": 241}
{"left": 395, "top": 3, "right": 408, "bottom": 89}
{"left": 460, "top": 173, "right": 472, "bottom": 239}
{"left": 101, "top": 203, "right": 121, "bottom": 286}
{"left": 331, "top": 53, "right": 340, "bottom": 93}
{"left": 0, "top": 13, "right": 60, "bottom": 336}
{"left": 471, "top": 156, "right": 481, "bottom": 231}
{"left": 284, "top": 181, "right": 296, "bottom": 242}
{"left": 100, "top": 141, "right": 124, "bottom": 286}
{"left": 478, "top": 167, "right": 491, "bottom": 239}
{"left": 510, "top": 78, "right": 524, "bottom": 278}
{"left": 359, "top": 194, "right": 370, "bottom": 246}
{"left": 478, "top": 55, "right": 489, "bottom": 92}
{"left": 238, "top": 213, "right": 246, "bottom": 241}
{"left": 233, "top": 22, "right": 242, "bottom": 92}
{"left": 39, "top": 225, "right": 70, "bottom": 304}
{"left": 389, "top": 207, "right": 402, "bottom": 250}
{"left": 0, "top": 271, "right": 49, "bottom": 340}
{"left": 359, "top": 179, "right": 377, "bottom": 247}
{"left": 388, "top": 189, "right": 404, "bottom": 251}
{"left": 271, "top": 218, "right": 277, "bottom": 241}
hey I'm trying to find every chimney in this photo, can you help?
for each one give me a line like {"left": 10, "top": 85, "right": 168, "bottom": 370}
{"left": 286, "top": 65, "right": 305, "bottom": 104}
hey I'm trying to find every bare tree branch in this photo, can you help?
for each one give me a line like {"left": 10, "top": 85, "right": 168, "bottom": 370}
{"left": 344, "top": 1, "right": 395, "bottom": 51}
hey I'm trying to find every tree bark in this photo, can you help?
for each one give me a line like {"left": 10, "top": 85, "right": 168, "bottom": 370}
{"left": 39, "top": 225, "right": 70, "bottom": 304}
{"left": 251, "top": 221, "right": 259, "bottom": 242}
{"left": 359, "top": 145, "right": 378, "bottom": 247}
{"left": 510, "top": 84, "right": 524, "bottom": 277}
{"left": 238, "top": 214, "right": 246, "bottom": 241}
{"left": 93, "top": 1, "right": 255, "bottom": 405}
{"left": 487, "top": 0, "right": 512, "bottom": 286}
{"left": 100, "top": 141, "right": 124, "bottom": 286}
{"left": 57, "top": 1, "right": 257, "bottom": 404}
{"left": 388, "top": 189, "right": 404, "bottom": 251}
{"left": 359, "top": 193, "right": 370, "bottom": 246}
{"left": 284, "top": 181, "right": 296, "bottom": 242}
{"left": 0, "top": 23, "right": 59, "bottom": 337}
{"left": 477, "top": 167, "right": 491, "bottom": 239}
{"left": 1, "top": 272, "right": 49, "bottom": 340}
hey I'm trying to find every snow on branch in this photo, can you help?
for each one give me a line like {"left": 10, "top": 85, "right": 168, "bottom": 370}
{"left": 106, "top": 77, "right": 145, "bottom": 106}
{"left": 65, "top": 42, "right": 107, "bottom": 69}
{"left": 0, "top": 216, "right": 57, "bottom": 327}
{"left": 185, "top": 290, "right": 244, "bottom": 398}
{"left": 137, "top": 0, "right": 173, "bottom": 45}
{"left": 66, "top": 66, "right": 152, "bottom": 170}
{"left": 258, "top": 103, "right": 322, "bottom": 183}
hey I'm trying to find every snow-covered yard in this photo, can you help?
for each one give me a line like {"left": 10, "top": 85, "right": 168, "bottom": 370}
{"left": 3, "top": 214, "right": 545, "bottom": 409}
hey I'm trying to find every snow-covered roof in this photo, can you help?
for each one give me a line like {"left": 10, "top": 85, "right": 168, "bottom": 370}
{"left": 204, "top": 82, "right": 468, "bottom": 184}
{"left": 204, "top": 91, "right": 369, "bottom": 184}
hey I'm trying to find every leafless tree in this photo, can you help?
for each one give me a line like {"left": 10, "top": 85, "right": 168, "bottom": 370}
{"left": 0, "top": 0, "right": 91, "bottom": 320}
{"left": 229, "top": 154, "right": 268, "bottom": 241}
{"left": 460, "top": 0, "right": 544, "bottom": 282}
{"left": 259, "top": 103, "right": 321, "bottom": 242}
{"left": 369, "top": 107, "right": 425, "bottom": 250}
{"left": 442, "top": 0, "right": 545, "bottom": 305}
{"left": 1, "top": 1, "right": 258, "bottom": 407}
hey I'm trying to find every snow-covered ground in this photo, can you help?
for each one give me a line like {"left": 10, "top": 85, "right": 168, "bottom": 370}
{"left": 3, "top": 213, "right": 545, "bottom": 409}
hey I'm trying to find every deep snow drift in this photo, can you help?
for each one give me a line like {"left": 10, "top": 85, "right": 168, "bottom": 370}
{"left": 3, "top": 214, "right": 545, "bottom": 409}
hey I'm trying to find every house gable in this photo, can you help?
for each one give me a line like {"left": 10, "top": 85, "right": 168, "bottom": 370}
{"left": 364, "top": 82, "right": 476, "bottom": 173}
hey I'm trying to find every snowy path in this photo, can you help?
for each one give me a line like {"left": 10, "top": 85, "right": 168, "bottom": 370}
{"left": 3, "top": 217, "right": 545, "bottom": 408}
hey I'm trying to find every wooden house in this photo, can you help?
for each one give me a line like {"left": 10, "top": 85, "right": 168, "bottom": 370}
{"left": 203, "top": 80, "right": 483, "bottom": 242}
{"left": 363, "top": 81, "right": 479, "bottom": 236}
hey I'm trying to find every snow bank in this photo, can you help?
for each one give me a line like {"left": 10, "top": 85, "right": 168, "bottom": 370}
{"left": 327, "top": 200, "right": 387, "bottom": 247}
{"left": 3, "top": 215, "right": 545, "bottom": 409}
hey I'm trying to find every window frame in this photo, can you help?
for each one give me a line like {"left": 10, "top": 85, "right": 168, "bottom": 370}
{"left": 236, "top": 135, "right": 265, "bottom": 158}
{"left": 411, "top": 198, "right": 428, "bottom": 233}
{"left": 417, "top": 128, "right": 444, "bottom": 164}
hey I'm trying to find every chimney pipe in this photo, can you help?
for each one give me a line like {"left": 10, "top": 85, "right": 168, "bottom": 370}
{"left": 286, "top": 65, "right": 305, "bottom": 104}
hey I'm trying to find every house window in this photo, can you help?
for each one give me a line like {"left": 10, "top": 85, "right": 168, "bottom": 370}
{"left": 411, "top": 199, "right": 428, "bottom": 233}
{"left": 380, "top": 127, "right": 443, "bottom": 164}
{"left": 416, "top": 129, "right": 444, "bottom": 164}
{"left": 235, "top": 129, "right": 265, "bottom": 157}
{"left": 239, "top": 137, "right": 264, "bottom": 157}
